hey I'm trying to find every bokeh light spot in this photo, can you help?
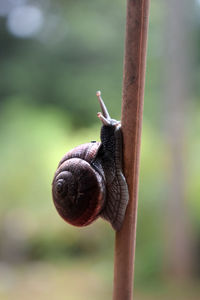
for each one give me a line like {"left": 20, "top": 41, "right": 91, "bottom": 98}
{"left": 7, "top": 5, "right": 43, "bottom": 38}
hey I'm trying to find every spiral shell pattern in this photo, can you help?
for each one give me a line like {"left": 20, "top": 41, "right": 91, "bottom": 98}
{"left": 52, "top": 143, "right": 106, "bottom": 227}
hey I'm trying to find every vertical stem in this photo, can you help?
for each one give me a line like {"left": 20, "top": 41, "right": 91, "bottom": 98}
{"left": 163, "top": 0, "right": 194, "bottom": 280}
{"left": 113, "top": 1, "right": 150, "bottom": 300}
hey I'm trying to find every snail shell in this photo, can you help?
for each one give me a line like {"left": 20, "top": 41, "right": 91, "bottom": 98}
{"left": 52, "top": 91, "right": 129, "bottom": 231}
{"left": 52, "top": 143, "right": 106, "bottom": 227}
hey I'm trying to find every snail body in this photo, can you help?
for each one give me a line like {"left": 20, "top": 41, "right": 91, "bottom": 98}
{"left": 52, "top": 92, "right": 129, "bottom": 231}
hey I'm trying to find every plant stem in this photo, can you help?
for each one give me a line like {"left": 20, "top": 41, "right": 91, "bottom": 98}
{"left": 113, "top": 1, "right": 150, "bottom": 299}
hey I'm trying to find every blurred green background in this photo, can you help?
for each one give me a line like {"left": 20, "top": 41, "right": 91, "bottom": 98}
{"left": 0, "top": 0, "right": 200, "bottom": 299}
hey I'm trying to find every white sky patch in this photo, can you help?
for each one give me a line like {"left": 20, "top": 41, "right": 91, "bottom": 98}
{"left": 7, "top": 5, "right": 43, "bottom": 38}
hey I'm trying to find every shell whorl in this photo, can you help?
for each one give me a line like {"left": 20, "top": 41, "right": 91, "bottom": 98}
{"left": 52, "top": 143, "right": 106, "bottom": 227}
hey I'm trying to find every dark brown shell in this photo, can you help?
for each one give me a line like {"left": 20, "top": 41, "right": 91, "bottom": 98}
{"left": 52, "top": 143, "right": 106, "bottom": 227}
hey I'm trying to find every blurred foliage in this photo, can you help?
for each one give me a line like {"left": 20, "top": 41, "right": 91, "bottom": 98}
{"left": 0, "top": 0, "right": 200, "bottom": 298}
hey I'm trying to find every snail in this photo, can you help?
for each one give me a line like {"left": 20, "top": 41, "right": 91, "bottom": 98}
{"left": 52, "top": 91, "right": 129, "bottom": 231}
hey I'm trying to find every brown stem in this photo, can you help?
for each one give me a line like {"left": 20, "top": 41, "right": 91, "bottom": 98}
{"left": 113, "top": 1, "right": 150, "bottom": 299}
